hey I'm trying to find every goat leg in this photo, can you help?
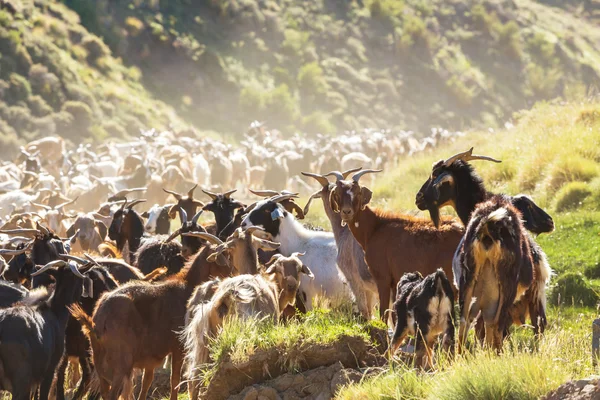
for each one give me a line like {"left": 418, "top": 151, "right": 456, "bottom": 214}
{"left": 137, "top": 368, "right": 155, "bottom": 400}
{"left": 72, "top": 356, "right": 92, "bottom": 400}
{"left": 169, "top": 351, "right": 184, "bottom": 400}
{"left": 55, "top": 354, "right": 68, "bottom": 400}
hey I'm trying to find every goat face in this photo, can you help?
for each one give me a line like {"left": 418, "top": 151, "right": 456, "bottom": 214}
{"left": 511, "top": 195, "right": 554, "bottom": 235}
{"left": 67, "top": 216, "right": 107, "bottom": 251}
{"left": 330, "top": 180, "right": 371, "bottom": 225}
{"left": 265, "top": 253, "right": 314, "bottom": 310}
{"left": 415, "top": 160, "right": 458, "bottom": 228}
{"left": 142, "top": 204, "right": 171, "bottom": 234}
{"left": 202, "top": 194, "right": 245, "bottom": 237}
{"left": 241, "top": 200, "right": 287, "bottom": 238}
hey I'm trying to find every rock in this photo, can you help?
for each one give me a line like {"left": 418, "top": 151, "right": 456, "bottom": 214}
{"left": 242, "top": 387, "right": 259, "bottom": 400}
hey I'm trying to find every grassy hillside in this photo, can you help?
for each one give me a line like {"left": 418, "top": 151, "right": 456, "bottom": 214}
{"left": 62, "top": 0, "right": 600, "bottom": 136}
{"left": 0, "top": 0, "right": 187, "bottom": 154}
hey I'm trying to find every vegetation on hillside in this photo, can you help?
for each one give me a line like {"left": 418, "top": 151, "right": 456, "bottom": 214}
{"left": 61, "top": 0, "right": 600, "bottom": 136}
{"left": 0, "top": 0, "right": 186, "bottom": 154}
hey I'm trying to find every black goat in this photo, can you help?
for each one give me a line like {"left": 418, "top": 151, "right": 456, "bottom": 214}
{"left": 0, "top": 280, "right": 29, "bottom": 308}
{"left": 389, "top": 269, "right": 455, "bottom": 369}
{"left": 141, "top": 204, "right": 173, "bottom": 235}
{"left": 165, "top": 208, "right": 207, "bottom": 258}
{"left": 201, "top": 189, "right": 245, "bottom": 239}
{"left": 108, "top": 199, "right": 147, "bottom": 261}
{"left": 416, "top": 148, "right": 553, "bottom": 336}
{"left": 0, "top": 260, "right": 87, "bottom": 400}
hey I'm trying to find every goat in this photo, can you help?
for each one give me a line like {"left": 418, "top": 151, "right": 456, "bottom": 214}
{"left": 201, "top": 189, "right": 246, "bottom": 239}
{"left": 388, "top": 269, "right": 455, "bottom": 369}
{"left": 302, "top": 169, "right": 378, "bottom": 319}
{"left": 141, "top": 203, "right": 174, "bottom": 235}
{"left": 182, "top": 252, "right": 312, "bottom": 400}
{"left": 456, "top": 198, "right": 534, "bottom": 352}
{"left": 30, "top": 197, "right": 78, "bottom": 236}
{"left": 328, "top": 169, "right": 464, "bottom": 322}
{"left": 163, "top": 184, "right": 204, "bottom": 219}
{"left": 107, "top": 198, "right": 147, "bottom": 260}
{"left": 241, "top": 194, "right": 353, "bottom": 310}
{"left": 249, "top": 189, "right": 305, "bottom": 219}
{"left": 66, "top": 213, "right": 108, "bottom": 254}
{"left": 165, "top": 208, "right": 206, "bottom": 258}
{"left": 415, "top": 148, "right": 553, "bottom": 336}
{"left": 70, "top": 227, "right": 277, "bottom": 400}
{"left": 0, "top": 260, "right": 87, "bottom": 400}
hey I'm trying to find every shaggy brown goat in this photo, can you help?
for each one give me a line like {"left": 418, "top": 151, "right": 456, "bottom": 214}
{"left": 328, "top": 169, "right": 464, "bottom": 322}
{"left": 71, "top": 227, "right": 277, "bottom": 400}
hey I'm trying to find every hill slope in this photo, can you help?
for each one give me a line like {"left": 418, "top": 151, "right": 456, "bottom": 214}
{"left": 63, "top": 0, "right": 600, "bottom": 136}
{"left": 0, "top": 0, "right": 187, "bottom": 154}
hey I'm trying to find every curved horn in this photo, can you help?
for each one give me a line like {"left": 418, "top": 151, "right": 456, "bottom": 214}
{"left": 351, "top": 169, "right": 382, "bottom": 183}
{"left": 270, "top": 193, "right": 299, "bottom": 204}
{"left": 61, "top": 254, "right": 89, "bottom": 265}
{"left": 291, "top": 252, "right": 306, "bottom": 258}
{"left": 68, "top": 262, "right": 87, "bottom": 279}
{"left": 443, "top": 147, "right": 502, "bottom": 167}
{"left": 126, "top": 199, "right": 146, "bottom": 209}
{"left": 7, "top": 236, "right": 33, "bottom": 244}
{"left": 223, "top": 189, "right": 237, "bottom": 199}
{"left": 191, "top": 209, "right": 203, "bottom": 225}
{"left": 55, "top": 196, "right": 79, "bottom": 211}
{"left": 182, "top": 231, "right": 223, "bottom": 245}
{"left": 187, "top": 184, "right": 198, "bottom": 198}
{"left": 165, "top": 228, "right": 182, "bottom": 243}
{"left": 30, "top": 201, "right": 51, "bottom": 211}
{"left": 202, "top": 189, "right": 218, "bottom": 200}
{"left": 324, "top": 171, "right": 344, "bottom": 182}
{"left": 179, "top": 208, "right": 188, "bottom": 225}
{"left": 36, "top": 222, "right": 50, "bottom": 236}
{"left": 119, "top": 199, "right": 128, "bottom": 211}
{"left": 340, "top": 167, "right": 363, "bottom": 180}
{"left": 301, "top": 172, "right": 329, "bottom": 187}
{"left": 245, "top": 226, "right": 265, "bottom": 235}
{"left": 83, "top": 253, "right": 102, "bottom": 267}
{"left": 303, "top": 190, "right": 322, "bottom": 217}
{"left": 249, "top": 189, "right": 279, "bottom": 198}
{"left": 0, "top": 247, "right": 30, "bottom": 256}
{"left": 163, "top": 188, "right": 183, "bottom": 201}
{"left": 31, "top": 260, "right": 68, "bottom": 276}
{"left": 243, "top": 201, "right": 258, "bottom": 214}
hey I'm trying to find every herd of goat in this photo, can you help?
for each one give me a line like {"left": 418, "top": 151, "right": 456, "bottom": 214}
{"left": 0, "top": 129, "right": 555, "bottom": 400}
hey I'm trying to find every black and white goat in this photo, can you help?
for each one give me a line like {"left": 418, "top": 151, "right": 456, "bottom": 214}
{"left": 389, "top": 269, "right": 455, "bottom": 369}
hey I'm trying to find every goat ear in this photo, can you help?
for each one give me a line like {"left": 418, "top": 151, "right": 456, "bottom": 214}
{"left": 265, "top": 254, "right": 283, "bottom": 267}
{"left": 167, "top": 204, "right": 179, "bottom": 219}
{"left": 265, "top": 264, "right": 279, "bottom": 275}
{"left": 207, "top": 252, "right": 218, "bottom": 263}
{"left": 360, "top": 187, "right": 373, "bottom": 210}
{"left": 329, "top": 190, "right": 340, "bottom": 213}
{"left": 300, "top": 264, "right": 314, "bottom": 279}
{"left": 253, "top": 237, "right": 280, "bottom": 252}
{"left": 95, "top": 221, "right": 108, "bottom": 240}
{"left": 141, "top": 211, "right": 149, "bottom": 218}
{"left": 215, "top": 253, "right": 229, "bottom": 267}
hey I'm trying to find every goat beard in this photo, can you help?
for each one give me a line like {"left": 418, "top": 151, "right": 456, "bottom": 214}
{"left": 428, "top": 207, "right": 441, "bottom": 228}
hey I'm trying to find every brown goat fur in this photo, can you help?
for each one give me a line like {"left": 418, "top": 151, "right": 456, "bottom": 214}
{"left": 329, "top": 170, "right": 464, "bottom": 322}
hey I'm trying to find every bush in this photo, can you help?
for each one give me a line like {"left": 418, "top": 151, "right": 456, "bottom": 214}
{"left": 526, "top": 63, "right": 561, "bottom": 98}
{"left": 495, "top": 20, "right": 522, "bottom": 60}
{"left": 550, "top": 272, "right": 599, "bottom": 307}
{"left": 297, "top": 62, "right": 327, "bottom": 96}
{"left": 4, "top": 105, "right": 32, "bottom": 133}
{"left": 28, "top": 95, "right": 53, "bottom": 117}
{"left": 553, "top": 182, "right": 592, "bottom": 212}
{"left": 0, "top": 130, "right": 21, "bottom": 160}
{"left": 125, "top": 17, "right": 145, "bottom": 37}
{"left": 398, "top": 15, "right": 432, "bottom": 50}
{"left": 547, "top": 155, "right": 598, "bottom": 192}
{"left": 584, "top": 262, "right": 600, "bottom": 280}
{"left": 266, "top": 84, "right": 298, "bottom": 126}
{"left": 82, "top": 35, "right": 110, "bottom": 63}
{"left": 584, "top": 177, "right": 600, "bottom": 210}
{"left": 239, "top": 86, "right": 266, "bottom": 117}
{"left": 7, "top": 73, "right": 32, "bottom": 103}
{"left": 301, "top": 111, "right": 335, "bottom": 134}
{"left": 62, "top": 100, "right": 92, "bottom": 138}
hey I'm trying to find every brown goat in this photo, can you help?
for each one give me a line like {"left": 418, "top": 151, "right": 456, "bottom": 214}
{"left": 164, "top": 184, "right": 204, "bottom": 220}
{"left": 328, "top": 169, "right": 464, "bottom": 322}
{"left": 71, "top": 228, "right": 277, "bottom": 400}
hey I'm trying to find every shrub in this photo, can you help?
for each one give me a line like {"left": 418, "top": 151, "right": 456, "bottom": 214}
{"left": 239, "top": 86, "right": 266, "bottom": 117}
{"left": 549, "top": 272, "right": 598, "bottom": 307}
{"left": 547, "top": 155, "right": 598, "bottom": 192}
{"left": 4, "top": 105, "right": 32, "bottom": 133}
{"left": 125, "top": 17, "right": 145, "bottom": 37}
{"left": 495, "top": 20, "right": 522, "bottom": 60}
{"left": 584, "top": 262, "right": 600, "bottom": 280}
{"left": 7, "top": 73, "right": 32, "bottom": 103}
{"left": 301, "top": 111, "right": 335, "bottom": 134}
{"left": 584, "top": 177, "right": 600, "bottom": 210}
{"left": 526, "top": 63, "right": 561, "bottom": 98}
{"left": 82, "top": 35, "right": 110, "bottom": 63}
{"left": 62, "top": 100, "right": 93, "bottom": 136}
{"left": 297, "top": 62, "right": 327, "bottom": 96}
{"left": 398, "top": 15, "right": 431, "bottom": 50}
{"left": 281, "top": 29, "right": 311, "bottom": 57}
{"left": 0, "top": 130, "right": 21, "bottom": 160}
{"left": 577, "top": 107, "right": 600, "bottom": 126}
{"left": 28, "top": 95, "right": 53, "bottom": 117}
{"left": 527, "top": 31, "right": 556, "bottom": 65}
{"left": 266, "top": 84, "right": 298, "bottom": 125}
{"left": 553, "top": 182, "right": 592, "bottom": 212}
{"left": 103, "top": 120, "right": 128, "bottom": 139}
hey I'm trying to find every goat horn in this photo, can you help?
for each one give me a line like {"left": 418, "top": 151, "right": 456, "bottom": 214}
{"left": 179, "top": 208, "right": 188, "bottom": 225}
{"left": 324, "top": 171, "right": 344, "bottom": 181}
{"left": 165, "top": 228, "right": 182, "bottom": 243}
{"left": 83, "top": 253, "right": 102, "bottom": 267}
{"left": 291, "top": 252, "right": 306, "bottom": 258}
{"left": 31, "top": 260, "right": 68, "bottom": 276}
{"left": 126, "top": 199, "right": 146, "bottom": 209}
{"left": 68, "top": 262, "right": 87, "bottom": 279}
{"left": 340, "top": 167, "right": 363, "bottom": 180}
{"left": 0, "top": 247, "right": 30, "bottom": 256}
{"left": 191, "top": 209, "right": 203, "bottom": 225}
{"left": 163, "top": 188, "right": 183, "bottom": 201}
{"left": 301, "top": 172, "right": 329, "bottom": 187}
{"left": 0, "top": 229, "right": 39, "bottom": 235}
{"left": 303, "top": 190, "right": 323, "bottom": 217}
{"left": 202, "top": 189, "right": 218, "bottom": 200}
{"left": 30, "top": 201, "right": 52, "bottom": 211}
{"left": 55, "top": 196, "right": 79, "bottom": 211}
{"left": 243, "top": 201, "right": 258, "bottom": 214}
{"left": 7, "top": 236, "right": 32, "bottom": 244}
{"left": 182, "top": 231, "right": 223, "bottom": 245}
{"left": 61, "top": 254, "right": 89, "bottom": 265}
{"left": 245, "top": 226, "right": 265, "bottom": 235}
{"left": 36, "top": 222, "right": 50, "bottom": 236}
{"left": 187, "top": 184, "right": 198, "bottom": 198}
{"left": 270, "top": 193, "right": 299, "bottom": 204}
{"left": 443, "top": 147, "right": 502, "bottom": 167}
{"left": 223, "top": 189, "right": 237, "bottom": 199}
{"left": 351, "top": 169, "right": 382, "bottom": 183}
{"left": 119, "top": 199, "right": 128, "bottom": 211}
{"left": 249, "top": 189, "right": 279, "bottom": 197}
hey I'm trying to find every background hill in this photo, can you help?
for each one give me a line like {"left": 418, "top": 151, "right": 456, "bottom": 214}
{"left": 1, "top": 0, "right": 600, "bottom": 148}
